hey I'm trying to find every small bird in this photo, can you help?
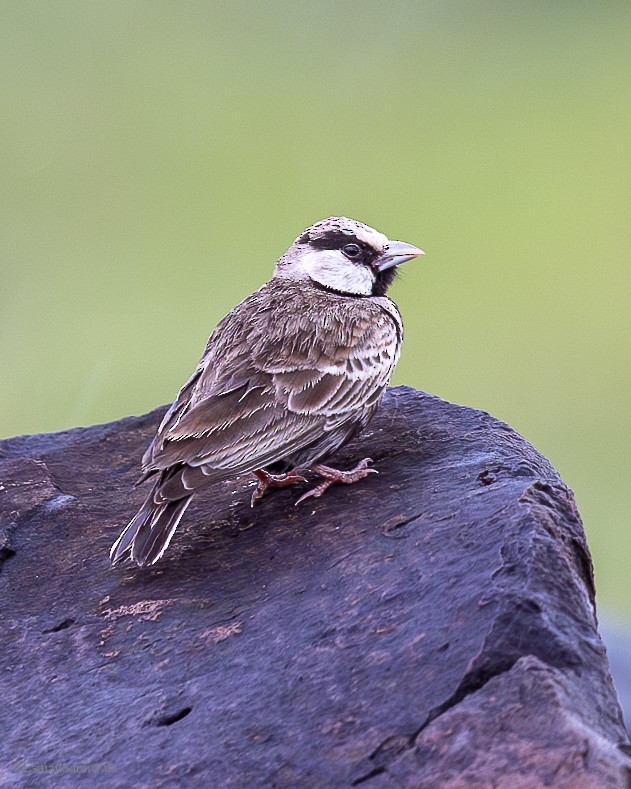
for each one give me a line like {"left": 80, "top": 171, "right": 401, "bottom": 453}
{"left": 110, "top": 217, "right": 423, "bottom": 566}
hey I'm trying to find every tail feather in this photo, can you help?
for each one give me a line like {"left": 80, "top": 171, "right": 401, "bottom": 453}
{"left": 110, "top": 487, "right": 192, "bottom": 567}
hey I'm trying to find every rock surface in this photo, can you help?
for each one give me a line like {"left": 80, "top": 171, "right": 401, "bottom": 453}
{"left": 1, "top": 387, "right": 629, "bottom": 788}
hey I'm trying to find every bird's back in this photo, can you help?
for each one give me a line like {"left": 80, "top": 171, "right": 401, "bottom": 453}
{"left": 143, "top": 278, "right": 403, "bottom": 477}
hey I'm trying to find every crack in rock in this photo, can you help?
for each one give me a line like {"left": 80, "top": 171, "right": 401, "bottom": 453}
{"left": 353, "top": 656, "right": 522, "bottom": 785}
{"left": 353, "top": 595, "right": 586, "bottom": 785}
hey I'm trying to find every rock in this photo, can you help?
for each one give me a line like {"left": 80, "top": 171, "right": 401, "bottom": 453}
{"left": 600, "top": 615, "right": 631, "bottom": 737}
{"left": 0, "top": 387, "right": 629, "bottom": 788}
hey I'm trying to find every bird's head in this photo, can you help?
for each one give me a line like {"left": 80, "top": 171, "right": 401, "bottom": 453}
{"left": 274, "top": 216, "right": 424, "bottom": 297}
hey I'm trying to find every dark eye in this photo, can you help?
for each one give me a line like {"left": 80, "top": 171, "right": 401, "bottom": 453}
{"left": 343, "top": 243, "right": 361, "bottom": 259}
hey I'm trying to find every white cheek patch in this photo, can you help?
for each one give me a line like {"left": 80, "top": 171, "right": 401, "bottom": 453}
{"left": 301, "top": 249, "right": 375, "bottom": 296}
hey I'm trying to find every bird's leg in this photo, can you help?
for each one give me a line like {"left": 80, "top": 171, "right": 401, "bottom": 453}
{"left": 295, "top": 458, "right": 377, "bottom": 505}
{"left": 251, "top": 469, "right": 307, "bottom": 507}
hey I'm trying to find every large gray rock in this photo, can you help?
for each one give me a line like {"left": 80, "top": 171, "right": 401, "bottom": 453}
{"left": 1, "top": 387, "right": 629, "bottom": 787}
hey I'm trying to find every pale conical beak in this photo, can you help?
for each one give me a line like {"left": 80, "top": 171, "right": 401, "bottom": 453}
{"left": 376, "top": 240, "right": 425, "bottom": 272}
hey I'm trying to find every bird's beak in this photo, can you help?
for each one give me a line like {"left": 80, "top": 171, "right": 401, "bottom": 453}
{"left": 376, "top": 240, "right": 425, "bottom": 272}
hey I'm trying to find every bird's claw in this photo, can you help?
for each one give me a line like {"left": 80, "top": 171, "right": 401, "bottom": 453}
{"left": 295, "top": 458, "right": 377, "bottom": 506}
{"left": 251, "top": 469, "right": 307, "bottom": 507}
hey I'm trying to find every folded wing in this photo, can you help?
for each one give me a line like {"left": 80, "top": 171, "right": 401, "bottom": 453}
{"left": 142, "top": 282, "right": 401, "bottom": 491}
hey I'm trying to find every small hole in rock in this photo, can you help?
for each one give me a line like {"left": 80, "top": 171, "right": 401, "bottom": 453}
{"left": 43, "top": 618, "right": 75, "bottom": 634}
{"left": 156, "top": 706, "right": 193, "bottom": 727}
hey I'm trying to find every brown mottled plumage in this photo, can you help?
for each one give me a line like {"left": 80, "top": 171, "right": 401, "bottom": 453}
{"left": 110, "top": 217, "right": 423, "bottom": 566}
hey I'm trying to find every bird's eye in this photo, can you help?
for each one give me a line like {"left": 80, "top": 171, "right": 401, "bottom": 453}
{"left": 343, "top": 243, "right": 361, "bottom": 259}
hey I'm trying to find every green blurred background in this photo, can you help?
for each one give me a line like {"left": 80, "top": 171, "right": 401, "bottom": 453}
{"left": 1, "top": 2, "right": 630, "bottom": 614}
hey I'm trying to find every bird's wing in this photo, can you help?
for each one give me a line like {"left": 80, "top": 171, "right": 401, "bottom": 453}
{"left": 141, "top": 364, "right": 204, "bottom": 468}
{"left": 144, "top": 282, "right": 400, "bottom": 477}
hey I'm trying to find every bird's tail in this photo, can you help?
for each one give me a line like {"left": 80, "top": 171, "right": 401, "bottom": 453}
{"left": 110, "top": 483, "right": 192, "bottom": 567}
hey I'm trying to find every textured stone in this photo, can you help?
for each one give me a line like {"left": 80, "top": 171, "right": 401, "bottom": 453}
{"left": 1, "top": 387, "right": 629, "bottom": 787}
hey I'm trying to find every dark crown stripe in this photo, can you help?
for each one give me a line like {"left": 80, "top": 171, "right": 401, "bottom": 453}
{"left": 301, "top": 229, "right": 381, "bottom": 264}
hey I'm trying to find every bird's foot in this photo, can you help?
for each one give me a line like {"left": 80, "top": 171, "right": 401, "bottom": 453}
{"left": 251, "top": 469, "right": 307, "bottom": 507}
{"left": 295, "top": 458, "right": 377, "bottom": 505}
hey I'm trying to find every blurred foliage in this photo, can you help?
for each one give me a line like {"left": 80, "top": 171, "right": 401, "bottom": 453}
{"left": 1, "top": 1, "right": 630, "bottom": 613}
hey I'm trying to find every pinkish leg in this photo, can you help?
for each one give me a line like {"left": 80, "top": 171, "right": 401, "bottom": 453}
{"left": 251, "top": 469, "right": 307, "bottom": 507}
{"left": 295, "top": 458, "right": 377, "bottom": 506}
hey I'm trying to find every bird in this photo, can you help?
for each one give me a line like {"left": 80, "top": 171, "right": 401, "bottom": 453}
{"left": 110, "top": 216, "right": 424, "bottom": 566}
